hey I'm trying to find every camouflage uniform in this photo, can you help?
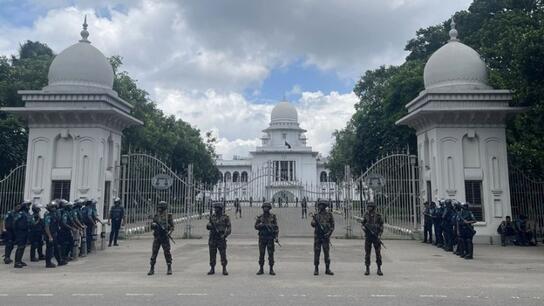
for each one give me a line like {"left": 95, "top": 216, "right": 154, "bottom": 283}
{"left": 148, "top": 201, "right": 174, "bottom": 275}
{"left": 255, "top": 202, "right": 279, "bottom": 274}
{"left": 311, "top": 201, "right": 334, "bottom": 275}
{"left": 206, "top": 203, "right": 231, "bottom": 275}
{"left": 361, "top": 203, "right": 384, "bottom": 275}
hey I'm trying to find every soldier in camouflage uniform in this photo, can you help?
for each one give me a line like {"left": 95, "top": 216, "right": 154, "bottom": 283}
{"left": 206, "top": 202, "right": 231, "bottom": 275}
{"left": 311, "top": 200, "right": 334, "bottom": 276}
{"left": 148, "top": 201, "right": 174, "bottom": 276}
{"left": 361, "top": 202, "right": 384, "bottom": 276}
{"left": 255, "top": 202, "right": 279, "bottom": 275}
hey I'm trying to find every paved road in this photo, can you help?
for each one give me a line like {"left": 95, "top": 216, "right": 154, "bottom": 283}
{"left": 1, "top": 235, "right": 543, "bottom": 305}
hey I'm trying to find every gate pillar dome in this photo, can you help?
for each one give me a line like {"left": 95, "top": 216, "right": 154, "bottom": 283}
{"left": 396, "top": 19, "right": 526, "bottom": 243}
{"left": 1, "top": 18, "right": 142, "bottom": 219}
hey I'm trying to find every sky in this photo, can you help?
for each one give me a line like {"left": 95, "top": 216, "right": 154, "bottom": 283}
{"left": 0, "top": 0, "right": 473, "bottom": 159}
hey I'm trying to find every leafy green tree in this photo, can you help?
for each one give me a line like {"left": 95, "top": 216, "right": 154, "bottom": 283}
{"left": 330, "top": 0, "right": 544, "bottom": 178}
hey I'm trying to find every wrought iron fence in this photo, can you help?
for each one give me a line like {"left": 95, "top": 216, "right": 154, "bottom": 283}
{"left": 509, "top": 167, "right": 544, "bottom": 238}
{"left": 0, "top": 165, "right": 26, "bottom": 225}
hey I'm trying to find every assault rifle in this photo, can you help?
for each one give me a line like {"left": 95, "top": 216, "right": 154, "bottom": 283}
{"left": 153, "top": 220, "right": 175, "bottom": 244}
{"left": 310, "top": 212, "right": 333, "bottom": 248}
{"left": 361, "top": 222, "right": 386, "bottom": 249}
{"left": 261, "top": 221, "right": 281, "bottom": 247}
{"left": 209, "top": 209, "right": 225, "bottom": 239}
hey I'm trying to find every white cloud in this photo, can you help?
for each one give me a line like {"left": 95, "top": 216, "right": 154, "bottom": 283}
{"left": 0, "top": 0, "right": 472, "bottom": 159}
{"left": 156, "top": 88, "right": 357, "bottom": 159}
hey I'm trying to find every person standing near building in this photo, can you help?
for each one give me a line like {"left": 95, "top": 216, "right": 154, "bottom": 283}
{"left": 301, "top": 197, "right": 308, "bottom": 219}
{"left": 234, "top": 198, "right": 242, "bottom": 219}
{"left": 422, "top": 201, "right": 434, "bottom": 244}
{"left": 13, "top": 201, "right": 33, "bottom": 268}
{"left": 255, "top": 202, "right": 279, "bottom": 275}
{"left": 311, "top": 200, "right": 334, "bottom": 276}
{"left": 44, "top": 201, "right": 64, "bottom": 268}
{"left": 148, "top": 201, "right": 174, "bottom": 276}
{"left": 29, "top": 204, "right": 45, "bottom": 262}
{"left": 109, "top": 197, "right": 125, "bottom": 247}
{"left": 207, "top": 202, "right": 231, "bottom": 276}
{"left": 459, "top": 202, "right": 476, "bottom": 259}
{"left": 361, "top": 202, "right": 384, "bottom": 276}
{"left": 2, "top": 203, "right": 20, "bottom": 265}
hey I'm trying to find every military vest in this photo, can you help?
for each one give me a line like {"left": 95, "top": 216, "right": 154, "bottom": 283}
{"left": 209, "top": 214, "right": 230, "bottom": 238}
{"left": 256, "top": 213, "right": 278, "bottom": 238}
{"left": 313, "top": 211, "right": 334, "bottom": 236}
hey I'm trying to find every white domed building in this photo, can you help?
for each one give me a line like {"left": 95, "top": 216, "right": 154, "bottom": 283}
{"left": 215, "top": 100, "right": 333, "bottom": 203}
{"left": 396, "top": 19, "right": 525, "bottom": 242}
{"left": 3, "top": 18, "right": 142, "bottom": 214}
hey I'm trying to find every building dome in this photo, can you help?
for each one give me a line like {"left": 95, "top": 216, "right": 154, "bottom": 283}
{"left": 46, "top": 17, "right": 114, "bottom": 93}
{"left": 271, "top": 101, "right": 298, "bottom": 123}
{"left": 423, "top": 19, "right": 490, "bottom": 91}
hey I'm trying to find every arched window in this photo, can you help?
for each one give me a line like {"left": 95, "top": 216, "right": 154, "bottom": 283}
{"left": 224, "top": 172, "right": 232, "bottom": 182}
{"left": 320, "top": 171, "right": 328, "bottom": 183}
{"left": 241, "top": 171, "right": 248, "bottom": 182}
{"left": 233, "top": 171, "right": 240, "bottom": 183}
{"left": 218, "top": 172, "right": 224, "bottom": 183}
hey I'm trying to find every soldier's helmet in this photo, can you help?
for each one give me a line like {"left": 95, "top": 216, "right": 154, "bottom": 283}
{"left": 113, "top": 197, "right": 121, "bottom": 205}
{"left": 317, "top": 200, "right": 328, "bottom": 208}
{"left": 262, "top": 202, "right": 272, "bottom": 209}
{"left": 157, "top": 201, "right": 168, "bottom": 210}
{"left": 462, "top": 202, "right": 470, "bottom": 209}
{"left": 212, "top": 202, "right": 223, "bottom": 209}
{"left": 367, "top": 202, "right": 376, "bottom": 208}
{"left": 65, "top": 201, "right": 74, "bottom": 209}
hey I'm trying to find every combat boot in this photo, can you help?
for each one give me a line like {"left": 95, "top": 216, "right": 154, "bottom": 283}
{"left": 364, "top": 265, "right": 370, "bottom": 276}
{"left": 222, "top": 265, "right": 228, "bottom": 276}
{"left": 269, "top": 265, "right": 275, "bottom": 275}
{"left": 4, "top": 258, "right": 13, "bottom": 265}
{"left": 167, "top": 264, "right": 172, "bottom": 275}
{"left": 314, "top": 265, "right": 319, "bottom": 276}
{"left": 256, "top": 265, "right": 264, "bottom": 275}
{"left": 208, "top": 266, "right": 215, "bottom": 275}
{"left": 377, "top": 265, "right": 383, "bottom": 276}
{"left": 14, "top": 262, "right": 24, "bottom": 268}
{"left": 325, "top": 264, "right": 334, "bottom": 275}
{"left": 45, "top": 262, "right": 56, "bottom": 268}
{"left": 147, "top": 264, "right": 155, "bottom": 276}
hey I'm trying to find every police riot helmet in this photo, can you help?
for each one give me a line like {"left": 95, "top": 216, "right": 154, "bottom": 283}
{"left": 113, "top": 197, "right": 121, "bottom": 205}
{"left": 46, "top": 200, "right": 58, "bottom": 211}
{"left": 31, "top": 204, "right": 41, "bottom": 213}
{"left": 461, "top": 202, "right": 470, "bottom": 209}
{"left": 20, "top": 200, "right": 32, "bottom": 210}
{"left": 58, "top": 199, "right": 68, "bottom": 208}
{"left": 73, "top": 198, "right": 84, "bottom": 207}
{"left": 262, "top": 202, "right": 272, "bottom": 209}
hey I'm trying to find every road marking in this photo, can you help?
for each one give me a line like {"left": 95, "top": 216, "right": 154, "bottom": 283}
{"left": 177, "top": 293, "right": 208, "bottom": 296}
{"left": 72, "top": 293, "right": 104, "bottom": 297}
{"left": 420, "top": 294, "right": 447, "bottom": 298}
{"left": 292, "top": 294, "right": 307, "bottom": 297}
{"left": 27, "top": 293, "right": 53, "bottom": 297}
{"left": 126, "top": 293, "right": 154, "bottom": 296}
{"left": 327, "top": 294, "right": 343, "bottom": 297}
{"left": 371, "top": 294, "right": 396, "bottom": 297}
{"left": 0, "top": 294, "right": 8, "bottom": 297}
{"left": 512, "top": 296, "right": 520, "bottom": 299}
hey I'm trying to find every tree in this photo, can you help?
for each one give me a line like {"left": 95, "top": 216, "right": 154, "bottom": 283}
{"left": 329, "top": 0, "right": 544, "bottom": 178}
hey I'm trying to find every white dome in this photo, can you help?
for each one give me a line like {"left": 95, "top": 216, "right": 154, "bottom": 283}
{"left": 46, "top": 20, "right": 114, "bottom": 93}
{"left": 423, "top": 21, "right": 490, "bottom": 91}
{"left": 271, "top": 101, "right": 298, "bottom": 123}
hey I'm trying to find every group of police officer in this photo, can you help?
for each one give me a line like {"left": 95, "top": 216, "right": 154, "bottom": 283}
{"left": 2, "top": 197, "right": 125, "bottom": 269}
{"left": 147, "top": 199, "right": 386, "bottom": 277}
{"left": 422, "top": 199, "right": 477, "bottom": 259}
